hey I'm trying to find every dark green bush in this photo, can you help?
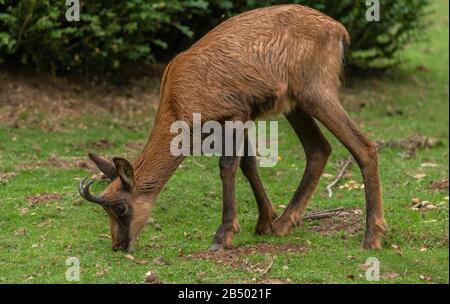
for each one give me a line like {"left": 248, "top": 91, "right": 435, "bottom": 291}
{"left": 0, "top": 0, "right": 429, "bottom": 74}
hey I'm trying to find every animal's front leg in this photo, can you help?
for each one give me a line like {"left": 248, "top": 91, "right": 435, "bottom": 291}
{"left": 209, "top": 156, "right": 241, "bottom": 251}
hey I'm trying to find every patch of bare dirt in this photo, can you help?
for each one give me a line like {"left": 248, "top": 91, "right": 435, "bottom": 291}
{"left": 0, "top": 172, "right": 17, "bottom": 185}
{"left": 186, "top": 243, "right": 306, "bottom": 271}
{"left": 243, "top": 278, "right": 291, "bottom": 284}
{"left": 0, "top": 69, "right": 163, "bottom": 131}
{"left": 377, "top": 134, "right": 442, "bottom": 159}
{"left": 428, "top": 178, "right": 449, "bottom": 191}
{"left": 19, "top": 155, "right": 100, "bottom": 173}
{"left": 79, "top": 139, "right": 116, "bottom": 150}
{"left": 26, "top": 192, "right": 62, "bottom": 206}
{"left": 144, "top": 270, "right": 161, "bottom": 284}
{"left": 305, "top": 208, "right": 363, "bottom": 235}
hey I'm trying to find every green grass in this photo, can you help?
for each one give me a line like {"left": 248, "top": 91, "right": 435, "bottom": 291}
{"left": 0, "top": 1, "right": 448, "bottom": 284}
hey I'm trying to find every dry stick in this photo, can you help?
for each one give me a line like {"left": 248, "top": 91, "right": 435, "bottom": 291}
{"left": 300, "top": 157, "right": 354, "bottom": 222}
{"left": 326, "top": 157, "right": 353, "bottom": 199}
{"left": 303, "top": 208, "right": 346, "bottom": 220}
{"left": 260, "top": 256, "right": 276, "bottom": 276}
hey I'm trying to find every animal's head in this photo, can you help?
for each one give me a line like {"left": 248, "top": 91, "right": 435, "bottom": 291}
{"left": 78, "top": 153, "right": 153, "bottom": 252}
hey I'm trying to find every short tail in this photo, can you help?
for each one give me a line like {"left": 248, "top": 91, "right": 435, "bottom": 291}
{"left": 337, "top": 23, "right": 351, "bottom": 65}
{"left": 341, "top": 26, "right": 351, "bottom": 49}
{"left": 336, "top": 24, "right": 350, "bottom": 84}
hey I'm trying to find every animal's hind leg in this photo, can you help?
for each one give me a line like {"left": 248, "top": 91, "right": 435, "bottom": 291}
{"left": 240, "top": 136, "right": 277, "bottom": 235}
{"left": 301, "top": 90, "right": 387, "bottom": 249}
{"left": 271, "top": 107, "right": 332, "bottom": 236}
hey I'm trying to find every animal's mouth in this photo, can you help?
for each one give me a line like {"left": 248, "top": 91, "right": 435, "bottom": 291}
{"left": 113, "top": 240, "right": 136, "bottom": 252}
{"left": 112, "top": 244, "right": 128, "bottom": 252}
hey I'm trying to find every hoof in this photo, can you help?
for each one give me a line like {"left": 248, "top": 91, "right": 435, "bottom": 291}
{"left": 271, "top": 216, "right": 293, "bottom": 237}
{"left": 255, "top": 219, "right": 273, "bottom": 235}
{"left": 211, "top": 222, "right": 240, "bottom": 250}
{"left": 361, "top": 240, "right": 382, "bottom": 250}
{"left": 255, "top": 210, "right": 278, "bottom": 235}
{"left": 361, "top": 236, "right": 383, "bottom": 250}
{"left": 208, "top": 243, "right": 224, "bottom": 252}
{"left": 362, "top": 218, "right": 386, "bottom": 250}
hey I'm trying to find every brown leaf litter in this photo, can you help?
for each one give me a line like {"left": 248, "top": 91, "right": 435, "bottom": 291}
{"left": 186, "top": 243, "right": 306, "bottom": 272}
{"left": 0, "top": 172, "right": 17, "bottom": 185}
{"left": 428, "top": 178, "right": 449, "bottom": 191}
{"left": 78, "top": 139, "right": 116, "bottom": 150}
{"left": 144, "top": 270, "right": 161, "bottom": 284}
{"left": 0, "top": 69, "right": 162, "bottom": 131}
{"left": 377, "top": 134, "right": 442, "bottom": 159}
{"left": 410, "top": 199, "right": 439, "bottom": 211}
{"left": 244, "top": 278, "right": 292, "bottom": 284}
{"left": 26, "top": 192, "right": 62, "bottom": 206}
{"left": 20, "top": 155, "right": 100, "bottom": 173}
{"left": 305, "top": 208, "right": 364, "bottom": 235}
{"left": 186, "top": 208, "right": 363, "bottom": 271}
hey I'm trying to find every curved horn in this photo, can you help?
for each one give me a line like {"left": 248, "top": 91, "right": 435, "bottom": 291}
{"left": 78, "top": 177, "right": 106, "bottom": 205}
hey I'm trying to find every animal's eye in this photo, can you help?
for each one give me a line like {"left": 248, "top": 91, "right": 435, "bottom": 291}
{"left": 115, "top": 204, "right": 128, "bottom": 217}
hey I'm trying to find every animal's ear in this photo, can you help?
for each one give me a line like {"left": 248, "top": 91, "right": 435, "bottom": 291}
{"left": 112, "top": 157, "right": 135, "bottom": 191}
{"left": 88, "top": 153, "right": 117, "bottom": 180}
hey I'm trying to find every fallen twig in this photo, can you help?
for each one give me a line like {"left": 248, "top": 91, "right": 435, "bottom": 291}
{"left": 326, "top": 157, "right": 353, "bottom": 198}
{"left": 260, "top": 256, "right": 275, "bottom": 276}
{"left": 303, "top": 208, "right": 346, "bottom": 220}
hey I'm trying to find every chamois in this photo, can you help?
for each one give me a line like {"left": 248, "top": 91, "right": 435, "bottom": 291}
{"left": 79, "top": 4, "right": 387, "bottom": 252}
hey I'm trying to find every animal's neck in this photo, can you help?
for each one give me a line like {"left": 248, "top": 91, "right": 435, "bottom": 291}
{"left": 133, "top": 104, "right": 184, "bottom": 195}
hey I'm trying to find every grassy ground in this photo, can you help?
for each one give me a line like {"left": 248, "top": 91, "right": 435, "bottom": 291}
{"left": 0, "top": 1, "right": 448, "bottom": 284}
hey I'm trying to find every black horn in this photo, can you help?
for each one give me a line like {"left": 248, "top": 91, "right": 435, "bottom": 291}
{"left": 78, "top": 177, "right": 106, "bottom": 205}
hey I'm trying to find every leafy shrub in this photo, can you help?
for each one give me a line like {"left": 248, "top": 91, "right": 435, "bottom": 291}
{"left": 0, "top": 0, "right": 209, "bottom": 72}
{"left": 0, "top": 0, "right": 430, "bottom": 74}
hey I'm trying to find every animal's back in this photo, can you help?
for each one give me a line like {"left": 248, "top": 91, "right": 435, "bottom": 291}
{"left": 191, "top": 5, "right": 348, "bottom": 50}
{"left": 163, "top": 5, "right": 350, "bottom": 121}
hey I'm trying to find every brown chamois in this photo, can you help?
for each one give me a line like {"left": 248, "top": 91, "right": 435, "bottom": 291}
{"left": 79, "top": 4, "right": 387, "bottom": 252}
